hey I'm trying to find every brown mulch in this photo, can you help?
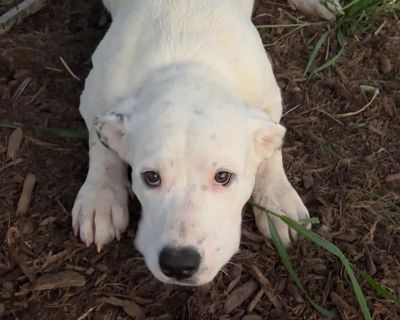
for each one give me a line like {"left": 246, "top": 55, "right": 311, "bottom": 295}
{"left": 0, "top": 0, "right": 399, "bottom": 319}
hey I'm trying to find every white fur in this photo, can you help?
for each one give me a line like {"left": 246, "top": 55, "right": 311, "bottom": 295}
{"left": 73, "top": 0, "right": 311, "bottom": 286}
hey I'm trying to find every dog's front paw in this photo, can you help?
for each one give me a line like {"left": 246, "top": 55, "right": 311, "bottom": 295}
{"left": 72, "top": 179, "right": 129, "bottom": 251}
{"left": 288, "top": 0, "right": 343, "bottom": 20}
{"left": 253, "top": 183, "right": 310, "bottom": 246}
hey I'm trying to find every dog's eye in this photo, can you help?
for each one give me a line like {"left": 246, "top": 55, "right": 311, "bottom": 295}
{"left": 142, "top": 171, "right": 161, "bottom": 187}
{"left": 214, "top": 171, "right": 233, "bottom": 186}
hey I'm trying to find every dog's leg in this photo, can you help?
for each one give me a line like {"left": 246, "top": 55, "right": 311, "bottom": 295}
{"left": 102, "top": 0, "right": 130, "bottom": 19}
{"left": 232, "top": 0, "right": 255, "bottom": 18}
{"left": 288, "top": 0, "right": 342, "bottom": 20}
{"left": 252, "top": 150, "right": 309, "bottom": 245}
{"left": 72, "top": 129, "right": 129, "bottom": 251}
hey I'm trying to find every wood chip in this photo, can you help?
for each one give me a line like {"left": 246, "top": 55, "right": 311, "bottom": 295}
{"left": 224, "top": 280, "right": 258, "bottom": 314}
{"left": 11, "top": 77, "right": 31, "bottom": 106}
{"left": 226, "top": 264, "right": 243, "bottom": 294}
{"left": 33, "top": 271, "right": 86, "bottom": 291}
{"left": 76, "top": 306, "right": 97, "bottom": 320}
{"left": 287, "top": 281, "right": 304, "bottom": 303}
{"left": 0, "top": 158, "right": 24, "bottom": 173}
{"left": 250, "top": 265, "right": 282, "bottom": 311}
{"left": 16, "top": 173, "right": 36, "bottom": 216}
{"left": 145, "top": 314, "right": 173, "bottom": 320}
{"left": 366, "top": 249, "right": 377, "bottom": 276}
{"left": 302, "top": 173, "right": 314, "bottom": 189}
{"left": 330, "top": 292, "right": 357, "bottom": 314}
{"left": 42, "top": 250, "right": 70, "bottom": 270}
{"left": 242, "top": 315, "right": 262, "bottom": 320}
{"left": 6, "top": 226, "right": 35, "bottom": 283}
{"left": 97, "top": 296, "right": 144, "bottom": 320}
{"left": 380, "top": 55, "right": 392, "bottom": 74}
{"left": 385, "top": 172, "right": 400, "bottom": 182}
{"left": 247, "top": 288, "right": 266, "bottom": 313}
{"left": 6, "top": 128, "right": 24, "bottom": 160}
{"left": 10, "top": 251, "right": 35, "bottom": 283}
{"left": 0, "top": 303, "right": 4, "bottom": 317}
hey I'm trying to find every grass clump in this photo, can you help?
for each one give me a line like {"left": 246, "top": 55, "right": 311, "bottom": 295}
{"left": 251, "top": 202, "right": 400, "bottom": 319}
{"left": 304, "top": 0, "right": 399, "bottom": 76}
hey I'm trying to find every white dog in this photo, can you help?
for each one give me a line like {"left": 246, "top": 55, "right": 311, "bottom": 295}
{"left": 72, "top": 0, "right": 337, "bottom": 286}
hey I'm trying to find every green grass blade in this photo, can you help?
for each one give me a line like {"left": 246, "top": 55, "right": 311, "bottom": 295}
{"left": 0, "top": 123, "right": 88, "bottom": 139}
{"left": 251, "top": 203, "right": 372, "bottom": 320}
{"left": 304, "top": 31, "right": 329, "bottom": 76}
{"left": 299, "top": 217, "right": 321, "bottom": 225}
{"left": 0, "top": 123, "right": 24, "bottom": 129}
{"left": 278, "top": 215, "right": 372, "bottom": 319}
{"left": 311, "top": 48, "right": 344, "bottom": 74}
{"left": 336, "top": 29, "right": 346, "bottom": 48}
{"left": 319, "top": 141, "right": 340, "bottom": 158}
{"left": 266, "top": 213, "right": 335, "bottom": 319}
{"left": 360, "top": 271, "right": 400, "bottom": 305}
{"left": 342, "top": 0, "right": 364, "bottom": 11}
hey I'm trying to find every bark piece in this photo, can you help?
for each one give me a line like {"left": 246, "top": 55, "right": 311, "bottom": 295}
{"left": 33, "top": 271, "right": 86, "bottom": 290}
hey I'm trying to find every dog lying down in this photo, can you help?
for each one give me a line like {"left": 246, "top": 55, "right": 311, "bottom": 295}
{"left": 72, "top": 0, "right": 339, "bottom": 286}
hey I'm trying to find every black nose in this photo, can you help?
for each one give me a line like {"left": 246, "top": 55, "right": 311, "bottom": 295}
{"left": 159, "top": 246, "right": 201, "bottom": 280}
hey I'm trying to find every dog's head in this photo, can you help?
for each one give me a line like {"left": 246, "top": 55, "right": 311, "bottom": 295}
{"left": 95, "top": 77, "right": 285, "bottom": 285}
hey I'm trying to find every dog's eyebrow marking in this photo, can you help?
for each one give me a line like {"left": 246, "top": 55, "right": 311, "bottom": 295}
{"left": 197, "top": 237, "right": 205, "bottom": 245}
{"left": 201, "top": 185, "right": 207, "bottom": 191}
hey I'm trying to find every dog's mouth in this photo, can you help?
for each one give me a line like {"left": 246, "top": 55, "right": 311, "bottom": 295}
{"left": 164, "top": 277, "right": 199, "bottom": 286}
{"left": 151, "top": 262, "right": 214, "bottom": 286}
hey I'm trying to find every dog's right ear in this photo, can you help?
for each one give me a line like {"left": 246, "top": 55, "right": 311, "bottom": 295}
{"left": 94, "top": 96, "right": 136, "bottom": 160}
{"left": 94, "top": 111, "right": 131, "bottom": 160}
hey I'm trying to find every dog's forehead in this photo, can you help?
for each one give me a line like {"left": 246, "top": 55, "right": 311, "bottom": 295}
{"left": 132, "top": 115, "right": 250, "bottom": 170}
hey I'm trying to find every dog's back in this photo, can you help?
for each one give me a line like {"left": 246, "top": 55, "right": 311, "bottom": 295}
{"left": 83, "top": 0, "right": 279, "bottom": 122}
{"left": 103, "top": 0, "right": 254, "bottom": 19}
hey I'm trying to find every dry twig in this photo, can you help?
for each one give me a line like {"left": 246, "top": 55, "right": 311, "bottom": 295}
{"left": 0, "top": 0, "right": 48, "bottom": 35}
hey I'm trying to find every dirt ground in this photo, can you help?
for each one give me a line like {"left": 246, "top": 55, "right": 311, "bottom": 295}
{"left": 0, "top": 0, "right": 399, "bottom": 319}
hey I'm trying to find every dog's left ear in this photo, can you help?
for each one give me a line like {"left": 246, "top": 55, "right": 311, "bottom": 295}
{"left": 94, "top": 111, "right": 130, "bottom": 160}
{"left": 249, "top": 109, "right": 286, "bottom": 159}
